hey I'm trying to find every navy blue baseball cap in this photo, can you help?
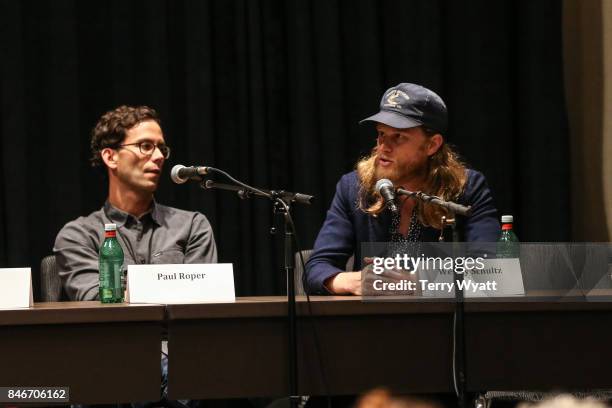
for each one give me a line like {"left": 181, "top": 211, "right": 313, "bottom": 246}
{"left": 360, "top": 83, "right": 447, "bottom": 133}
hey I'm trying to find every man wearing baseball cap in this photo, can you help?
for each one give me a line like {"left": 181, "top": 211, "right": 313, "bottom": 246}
{"left": 304, "top": 83, "right": 500, "bottom": 295}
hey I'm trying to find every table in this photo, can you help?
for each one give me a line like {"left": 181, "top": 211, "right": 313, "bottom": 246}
{"left": 166, "top": 296, "right": 456, "bottom": 400}
{"left": 0, "top": 301, "right": 165, "bottom": 404}
{"left": 3, "top": 295, "right": 612, "bottom": 404}
{"left": 166, "top": 295, "right": 612, "bottom": 400}
{"left": 464, "top": 299, "right": 612, "bottom": 391}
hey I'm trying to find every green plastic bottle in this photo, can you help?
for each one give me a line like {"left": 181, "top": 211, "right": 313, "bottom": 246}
{"left": 99, "top": 223, "right": 125, "bottom": 303}
{"left": 496, "top": 215, "right": 520, "bottom": 258}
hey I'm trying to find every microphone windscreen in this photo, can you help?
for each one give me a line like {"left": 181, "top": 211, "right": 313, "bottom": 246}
{"left": 170, "top": 164, "right": 188, "bottom": 184}
{"left": 375, "top": 178, "right": 394, "bottom": 193}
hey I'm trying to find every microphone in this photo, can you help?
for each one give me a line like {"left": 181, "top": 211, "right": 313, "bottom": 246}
{"left": 375, "top": 179, "right": 398, "bottom": 213}
{"left": 170, "top": 164, "right": 213, "bottom": 184}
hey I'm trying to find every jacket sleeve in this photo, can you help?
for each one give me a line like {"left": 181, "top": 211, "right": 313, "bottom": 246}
{"left": 305, "top": 175, "right": 357, "bottom": 294}
{"left": 461, "top": 170, "right": 501, "bottom": 242}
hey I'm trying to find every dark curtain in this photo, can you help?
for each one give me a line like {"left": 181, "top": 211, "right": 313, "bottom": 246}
{"left": 0, "top": 0, "right": 569, "bottom": 299}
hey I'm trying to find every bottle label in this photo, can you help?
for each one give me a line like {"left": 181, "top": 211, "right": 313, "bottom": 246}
{"left": 104, "top": 231, "right": 117, "bottom": 238}
{"left": 99, "top": 259, "right": 124, "bottom": 303}
{"left": 501, "top": 223, "right": 513, "bottom": 231}
{"left": 100, "top": 288, "right": 113, "bottom": 299}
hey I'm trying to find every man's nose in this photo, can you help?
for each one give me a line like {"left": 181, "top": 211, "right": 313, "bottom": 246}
{"left": 378, "top": 137, "right": 393, "bottom": 152}
{"left": 151, "top": 146, "right": 165, "bottom": 164}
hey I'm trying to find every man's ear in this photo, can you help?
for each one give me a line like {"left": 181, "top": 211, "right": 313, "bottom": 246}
{"left": 427, "top": 134, "right": 444, "bottom": 156}
{"left": 101, "top": 148, "right": 118, "bottom": 170}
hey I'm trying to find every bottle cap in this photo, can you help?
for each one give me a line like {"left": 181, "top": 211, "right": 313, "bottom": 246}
{"left": 104, "top": 223, "right": 117, "bottom": 231}
{"left": 501, "top": 215, "right": 513, "bottom": 223}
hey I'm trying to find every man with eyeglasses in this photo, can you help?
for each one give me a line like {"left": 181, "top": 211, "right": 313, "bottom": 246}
{"left": 54, "top": 105, "right": 218, "bottom": 301}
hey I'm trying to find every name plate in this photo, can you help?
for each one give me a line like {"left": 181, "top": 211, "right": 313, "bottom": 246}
{"left": 419, "top": 258, "right": 525, "bottom": 298}
{"left": 126, "top": 263, "right": 235, "bottom": 304}
{"left": 464, "top": 258, "right": 525, "bottom": 297}
{"left": 0, "top": 268, "right": 33, "bottom": 309}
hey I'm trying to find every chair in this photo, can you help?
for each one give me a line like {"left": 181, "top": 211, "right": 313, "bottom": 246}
{"left": 294, "top": 249, "right": 314, "bottom": 295}
{"left": 40, "top": 255, "right": 64, "bottom": 301}
{"left": 294, "top": 250, "right": 354, "bottom": 295}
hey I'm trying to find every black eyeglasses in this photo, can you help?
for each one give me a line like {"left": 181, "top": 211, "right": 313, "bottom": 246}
{"left": 117, "top": 141, "right": 171, "bottom": 159}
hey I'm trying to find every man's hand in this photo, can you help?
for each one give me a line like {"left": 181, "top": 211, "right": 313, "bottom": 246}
{"left": 324, "top": 271, "right": 362, "bottom": 295}
{"left": 362, "top": 256, "right": 419, "bottom": 296}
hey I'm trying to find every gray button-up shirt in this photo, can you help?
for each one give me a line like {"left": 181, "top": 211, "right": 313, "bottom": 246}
{"left": 54, "top": 201, "right": 218, "bottom": 300}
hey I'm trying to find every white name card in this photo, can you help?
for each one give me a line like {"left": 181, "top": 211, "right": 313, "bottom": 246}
{"left": 0, "top": 268, "right": 33, "bottom": 309}
{"left": 419, "top": 258, "right": 524, "bottom": 298}
{"left": 126, "top": 263, "right": 235, "bottom": 304}
{"left": 464, "top": 258, "right": 525, "bottom": 297}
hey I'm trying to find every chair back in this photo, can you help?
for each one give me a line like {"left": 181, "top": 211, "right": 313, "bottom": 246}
{"left": 40, "top": 255, "right": 63, "bottom": 301}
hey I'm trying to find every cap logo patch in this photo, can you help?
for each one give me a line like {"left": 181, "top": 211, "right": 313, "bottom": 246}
{"left": 383, "top": 90, "right": 410, "bottom": 109}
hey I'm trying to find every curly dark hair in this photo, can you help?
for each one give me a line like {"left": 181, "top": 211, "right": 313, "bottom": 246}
{"left": 90, "top": 105, "right": 161, "bottom": 167}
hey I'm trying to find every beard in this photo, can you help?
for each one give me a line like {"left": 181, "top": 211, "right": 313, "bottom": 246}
{"left": 374, "top": 162, "right": 404, "bottom": 183}
{"left": 373, "top": 155, "right": 425, "bottom": 185}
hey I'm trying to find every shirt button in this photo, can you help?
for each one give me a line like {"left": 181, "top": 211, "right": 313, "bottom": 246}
{"left": 140, "top": 259, "right": 146, "bottom": 264}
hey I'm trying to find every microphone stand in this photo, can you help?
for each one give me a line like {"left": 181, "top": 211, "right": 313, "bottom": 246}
{"left": 395, "top": 189, "right": 467, "bottom": 408}
{"left": 201, "top": 173, "right": 311, "bottom": 408}
{"left": 203, "top": 180, "right": 313, "bottom": 205}
{"left": 395, "top": 188, "right": 471, "bottom": 217}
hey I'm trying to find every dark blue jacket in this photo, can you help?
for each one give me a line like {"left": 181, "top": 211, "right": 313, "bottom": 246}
{"left": 305, "top": 169, "right": 500, "bottom": 294}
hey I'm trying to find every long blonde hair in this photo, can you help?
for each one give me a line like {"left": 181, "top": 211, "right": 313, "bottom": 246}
{"left": 356, "top": 132, "right": 468, "bottom": 229}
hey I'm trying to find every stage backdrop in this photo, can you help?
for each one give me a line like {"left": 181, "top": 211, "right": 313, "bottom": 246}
{"left": 0, "top": 0, "right": 569, "bottom": 298}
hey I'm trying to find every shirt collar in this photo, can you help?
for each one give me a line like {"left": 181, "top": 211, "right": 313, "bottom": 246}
{"left": 103, "top": 200, "right": 161, "bottom": 227}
